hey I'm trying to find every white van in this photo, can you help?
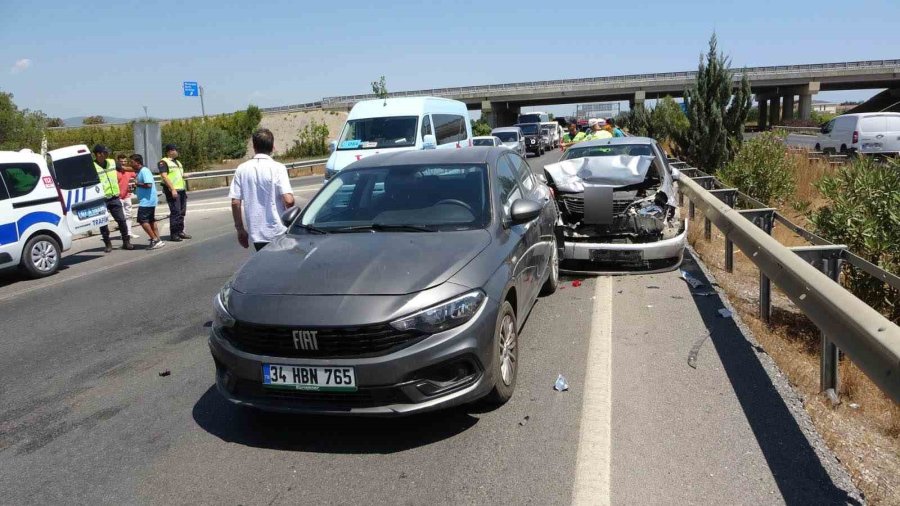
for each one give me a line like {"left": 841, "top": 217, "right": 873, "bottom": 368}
{"left": 324, "top": 97, "right": 473, "bottom": 179}
{"left": 0, "top": 146, "right": 107, "bottom": 278}
{"left": 541, "top": 122, "right": 562, "bottom": 149}
{"left": 815, "top": 112, "right": 900, "bottom": 156}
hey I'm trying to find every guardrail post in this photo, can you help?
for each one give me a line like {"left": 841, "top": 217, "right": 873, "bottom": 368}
{"left": 790, "top": 245, "right": 847, "bottom": 405}
{"left": 738, "top": 208, "right": 776, "bottom": 323}
{"left": 710, "top": 189, "right": 738, "bottom": 272}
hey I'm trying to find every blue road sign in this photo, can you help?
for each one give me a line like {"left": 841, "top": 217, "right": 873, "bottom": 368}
{"left": 183, "top": 81, "right": 199, "bottom": 97}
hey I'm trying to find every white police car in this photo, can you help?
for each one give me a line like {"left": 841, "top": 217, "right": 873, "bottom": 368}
{"left": 0, "top": 145, "right": 108, "bottom": 278}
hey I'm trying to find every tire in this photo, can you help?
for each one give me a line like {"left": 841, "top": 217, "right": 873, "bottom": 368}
{"left": 540, "top": 237, "right": 560, "bottom": 296}
{"left": 20, "top": 234, "right": 61, "bottom": 278}
{"left": 814, "top": 143, "right": 821, "bottom": 151}
{"left": 840, "top": 145, "right": 848, "bottom": 154}
{"left": 485, "top": 301, "right": 518, "bottom": 405}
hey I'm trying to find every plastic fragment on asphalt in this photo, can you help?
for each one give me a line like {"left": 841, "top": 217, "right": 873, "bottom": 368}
{"left": 718, "top": 308, "right": 733, "bottom": 318}
{"left": 693, "top": 291, "right": 717, "bottom": 297}
{"left": 571, "top": 280, "right": 582, "bottom": 287}
{"left": 158, "top": 370, "right": 171, "bottom": 377}
{"left": 849, "top": 403, "right": 860, "bottom": 409}
{"left": 646, "top": 285, "right": 660, "bottom": 289}
{"left": 554, "top": 374, "right": 569, "bottom": 392}
{"left": 519, "top": 415, "right": 530, "bottom": 426}
{"left": 680, "top": 270, "right": 705, "bottom": 289}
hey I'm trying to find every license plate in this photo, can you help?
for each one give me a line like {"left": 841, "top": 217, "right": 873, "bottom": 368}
{"left": 262, "top": 364, "right": 357, "bottom": 392}
{"left": 76, "top": 205, "right": 105, "bottom": 219}
{"left": 590, "top": 249, "right": 643, "bottom": 263}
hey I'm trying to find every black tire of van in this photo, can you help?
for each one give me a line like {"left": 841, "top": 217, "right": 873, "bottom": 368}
{"left": 21, "top": 234, "right": 61, "bottom": 278}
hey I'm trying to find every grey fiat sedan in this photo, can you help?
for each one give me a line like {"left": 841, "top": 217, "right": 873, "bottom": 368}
{"left": 209, "top": 147, "right": 559, "bottom": 415}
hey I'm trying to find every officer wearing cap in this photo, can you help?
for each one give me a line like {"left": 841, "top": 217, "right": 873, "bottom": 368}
{"left": 158, "top": 144, "right": 191, "bottom": 241}
{"left": 93, "top": 145, "right": 133, "bottom": 252}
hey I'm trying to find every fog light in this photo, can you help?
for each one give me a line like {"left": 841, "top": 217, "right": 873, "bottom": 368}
{"left": 412, "top": 358, "right": 479, "bottom": 397}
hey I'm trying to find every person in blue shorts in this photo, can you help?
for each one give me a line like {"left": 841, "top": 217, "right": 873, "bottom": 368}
{"left": 131, "top": 154, "right": 166, "bottom": 250}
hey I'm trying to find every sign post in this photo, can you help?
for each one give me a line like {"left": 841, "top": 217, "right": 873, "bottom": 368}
{"left": 182, "top": 81, "right": 206, "bottom": 118}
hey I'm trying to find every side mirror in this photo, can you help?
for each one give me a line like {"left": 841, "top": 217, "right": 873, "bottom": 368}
{"left": 328, "top": 140, "right": 337, "bottom": 153}
{"left": 671, "top": 168, "right": 681, "bottom": 181}
{"left": 281, "top": 206, "right": 302, "bottom": 227}
{"left": 422, "top": 134, "right": 437, "bottom": 150}
{"left": 536, "top": 172, "right": 548, "bottom": 184}
{"left": 509, "top": 199, "right": 542, "bottom": 225}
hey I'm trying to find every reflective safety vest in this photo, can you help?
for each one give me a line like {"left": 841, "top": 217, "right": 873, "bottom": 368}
{"left": 562, "top": 132, "right": 587, "bottom": 144}
{"left": 159, "top": 157, "right": 186, "bottom": 191}
{"left": 93, "top": 159, "right": 119, "bottom": 198}
{"left": 587, "top": 130, "right": 613, "bottom": 141}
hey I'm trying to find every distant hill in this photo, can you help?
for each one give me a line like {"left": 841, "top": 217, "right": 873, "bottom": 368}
{"left": 62, "top": 116, "right": 130, "bottom": 127}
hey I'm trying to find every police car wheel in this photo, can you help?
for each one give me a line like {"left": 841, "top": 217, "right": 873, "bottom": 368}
{"left": 22, "top": 235, "right": 61, "bottom": 278}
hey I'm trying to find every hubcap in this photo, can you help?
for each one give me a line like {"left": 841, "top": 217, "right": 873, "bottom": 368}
{"left": 499, "top": 314, "right": 517, "bottom": 386}
{"left": 31, "top": 240, "right": 58, "bottom": 272}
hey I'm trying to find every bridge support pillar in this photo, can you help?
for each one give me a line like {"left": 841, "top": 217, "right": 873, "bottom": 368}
{"left": 798, "top": 82, "right": 820, "bottom": 121}
{"left": 768, "top": 98, "right": 781, "bottom": 127}
{"left": 629, "top": 91, "right": 646, "bottom": 110}
{"left": 782, "top": 95, "right": 795, "bottom": 122}
{"left": 757, "top": 98, "right": 768, "bottom": 130}
{"left": 482, "top": 101, "right": 519, "bottom": 128}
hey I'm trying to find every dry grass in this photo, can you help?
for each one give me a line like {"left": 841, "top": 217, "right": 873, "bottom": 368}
{"left": 685, "top": 180, "right": 900, "bottom": 504}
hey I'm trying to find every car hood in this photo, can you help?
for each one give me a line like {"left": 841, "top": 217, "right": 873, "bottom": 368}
{"left": 231, "top": 230, "right": 492, "bottom": 296}
{"left": 544, "top": 155, "right": 655, "bottom": 192}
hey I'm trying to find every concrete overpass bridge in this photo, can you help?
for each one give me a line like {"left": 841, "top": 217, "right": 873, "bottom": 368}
{"left": 319, "top": 59, "right": 900, "bottom": 127}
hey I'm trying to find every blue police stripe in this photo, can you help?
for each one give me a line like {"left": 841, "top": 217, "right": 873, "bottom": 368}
{"left": 0, "top": 223, "right": 16, "bottom": 246}
{"left": 17, "top": 211, "right": 61, "bottom": 233}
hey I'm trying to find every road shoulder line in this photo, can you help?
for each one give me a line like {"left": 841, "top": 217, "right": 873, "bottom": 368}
{"left": 572, "top": 276, "right": 612, "bottom": 506}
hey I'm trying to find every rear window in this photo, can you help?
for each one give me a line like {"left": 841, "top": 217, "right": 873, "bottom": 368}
{"left": 473, "top": 138, "right": 495, "bottom": 147}
{"left": 859, "top": 116, "right": 888, "bottom": 133}
{"left": 0, "top": 163, "right": 41, "bottom": 198}
{"left": 50, "top": 154, "right": 100, "bottom": 190}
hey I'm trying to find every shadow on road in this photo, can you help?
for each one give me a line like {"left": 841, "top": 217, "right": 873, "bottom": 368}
{"left": 192, "top": 386, "right": 480, "bottom": 454}
{"left": 680, "top": 252, "right": 861, "bottom": 505}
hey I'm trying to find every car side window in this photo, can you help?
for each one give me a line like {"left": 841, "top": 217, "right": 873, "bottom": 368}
{"left": 822, "top": 120, "right": 834, "bottom": 134}
{"left": 0, "top": 172, "right": 9, "bottom": 201}
{"left": 0, "top": 163, "right": 41, "bottom": 199}
{"left": 508, "top": 154, "right": 535, "bottom": 192}
{"left": 421, "top": 115, "right": 432, "bottom": 139}
{"left": 433, "top": 114, "right": 467, "bottom": 145}
{"left": 496, "top": 156, "right": 522, "bottom": 215}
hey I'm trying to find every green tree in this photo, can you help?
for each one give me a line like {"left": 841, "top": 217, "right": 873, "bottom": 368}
{"left": 45, "top": 117, "right": 65, "bottom": 128}
{"left": 282, "top": 119, "right": 330, "bottom": 159}
{"left": 82, "top": 115, "right": 105, "bottom": 125}
{"left": 717, "top": 131, "right": 796, "bottom": 205}
{"left": 371, "top": 76, "right": 388, "bottom": 100}
{"left": 471, "top": 116, "right": 492, "bottom": 137}
{"left": 684, "top": 33, "right": 753, "bottom": 171}
{"left": 0, "top": 91, "right": 46, "bottom": 151}
{"left": 650, "top": 96, "right": 689, "bottom": 152}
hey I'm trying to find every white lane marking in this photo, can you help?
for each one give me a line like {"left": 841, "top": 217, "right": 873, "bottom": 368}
{"left": 572, "top": 276, "right": 613, "bottom": 506}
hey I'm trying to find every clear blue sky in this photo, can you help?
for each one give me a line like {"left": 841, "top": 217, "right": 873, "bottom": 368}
{"left": 1, "top": 0, "right": 898, "bottom": 120}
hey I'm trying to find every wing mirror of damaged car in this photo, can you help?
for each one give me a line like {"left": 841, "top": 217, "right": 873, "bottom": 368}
{"left": 509, "top": 199, "right": 542, "bottom": 226}
{"left": 422, "top": 134, "right": 437, "bottom": 150}
{"left": 328, "top": 140, "right": 337, "bottom": 153}
{"left": 671, "top": 168, "right": 681, "bottom": 181}
{"left": 281, "top": 206, "right": 302, "bottom": 227}
{"left": 536, "top": 172, "right": 548, "bottom": 184}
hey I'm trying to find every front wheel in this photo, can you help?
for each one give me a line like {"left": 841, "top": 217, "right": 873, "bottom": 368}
{"left": 540, "top": 238, "right": 559, "bottom": 296}
{"left": 21, "top": 234, "right": 61, "bottom": 278}
{"left": 484, "top": 301, "right": 518, "bottom": 405}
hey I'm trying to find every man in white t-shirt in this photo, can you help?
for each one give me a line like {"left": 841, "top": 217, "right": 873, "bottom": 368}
{"left": 229, "top": 128, "right": 295, "bottom": 251}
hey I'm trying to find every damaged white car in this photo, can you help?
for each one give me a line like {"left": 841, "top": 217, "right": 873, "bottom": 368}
{"left": 543, "top": 137, "right": 687, "bottom": 273}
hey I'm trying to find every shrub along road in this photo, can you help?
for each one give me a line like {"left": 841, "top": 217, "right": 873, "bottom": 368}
{"left": 0, "top": 150, "right": 859, "bottom": 504}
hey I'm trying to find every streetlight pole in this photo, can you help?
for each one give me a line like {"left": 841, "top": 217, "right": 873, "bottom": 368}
{"left": 199, "top": 85, "right": 207, "bottom": 119}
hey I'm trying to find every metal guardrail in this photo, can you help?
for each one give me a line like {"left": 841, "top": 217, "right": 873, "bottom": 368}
{"left": 320, "top": 59, "right": 900, "bottom": 106}
{"left": 776, "top": 126, "right": 822, "bottom": 136}
{"left": 669, "top": 159, "right": 900, "bottom": 404}
{"left": 153, "top": 158, "right": 328, "bottom": 191}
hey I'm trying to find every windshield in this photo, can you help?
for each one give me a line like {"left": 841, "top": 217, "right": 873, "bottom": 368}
{"left": 494, "top": 132, "right": 518, "bottom": 142}
{"left": 50, "top": 153, "right": 100, "bottom": 190}
{"left": 297, "top": 164, "right": 490, "bottom": 232}
{"left": 472, "top": 138, "right": 495, "bottom": 146}
{"left": 337, "top": 116, "right": 418, "bottom": 150}
{"left": 562, "top": 144, "right": 655, "bottom": 161}
{"left": 517, "top": 124, "right": 539, "bottom": 135}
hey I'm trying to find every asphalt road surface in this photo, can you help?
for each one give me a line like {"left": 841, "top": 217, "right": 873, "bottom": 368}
{"left": 0, "top": 150, "right": 860, "bottom": 505}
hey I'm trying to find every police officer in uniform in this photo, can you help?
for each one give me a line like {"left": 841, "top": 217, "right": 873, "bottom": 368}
{"left": 158, "top": 144, "right": 191, "bottom": 242}
{"left": 93, "top": 145, "right": 133, "bottom": 252}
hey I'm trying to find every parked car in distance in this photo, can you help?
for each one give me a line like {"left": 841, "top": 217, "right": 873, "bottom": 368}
{"left": 209, "top": 147, "right": 560, "bottom": 416}
{"left": 544, "top": 137, "right": 686, "bottom": 273}
{"left": 541, "top": 122, "right": 561, "bottom": 148}
{"left": 816, "top": 112, "right": 900, "bottom": 156}
{"left": 515, "top": 123, "right": 546, "bottom": 156}
{"left": 517, "top": 111, "right": 549, "bottom": 124}
{"left": 324, "top": 96, "right": 473, "bottom": 180}
{"left": 491, "top": 127, "right": 526, "bottom": 156}
{"left": 472, "top": 136, "right": 503, "bottom": 147}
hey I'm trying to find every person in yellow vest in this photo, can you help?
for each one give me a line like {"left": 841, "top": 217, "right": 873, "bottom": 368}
{"left": 93, "top": 145, "right": 133, "bottom": 252}
{"left": 157, "top": 144, "right": 191, "bottom": 242}
{"left": 560, "top": 122, "right": 587, "bottom": 150}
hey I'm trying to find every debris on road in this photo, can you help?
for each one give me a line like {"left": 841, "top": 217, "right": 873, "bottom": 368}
{"left": 717, "top": 308, "right": 733, "bottom": 318}
{"left": 571, "top": 280, "right": 582, "bottom": 288}
{"left": 646, "top": 285, "right": 660, "bottom": 289}
{"left": 158, "top": 370, "right": 171, "bottom": 377}
{"left": 693, "top": 291, "right": 717, "bottom": 297}
{"left": 518, "top": 415, "right": 530, "bottom": 427}
{"left": 849, "top": 403, "right": 860, "bottom": 410}
{"left": 680, "top": 270, "right": 705, "bottom": 289}
{"left": 671, "top": 296, "right": 685, "bottom": 300}
{"left": 554, "top": 374, "right": 569, "bottom": 392}
{"left": 687, "top": 334, "right": 710, "bottom": 369}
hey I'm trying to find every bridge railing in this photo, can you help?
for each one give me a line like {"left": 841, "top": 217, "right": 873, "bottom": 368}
{"left": 669, "top": 158, "right": 900, "bottom": 404}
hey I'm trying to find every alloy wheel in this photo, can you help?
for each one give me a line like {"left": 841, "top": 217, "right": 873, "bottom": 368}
{"left": 31, "top": 240, "right": 58, "bottom": 273}
{"left": 498, "top": 314, "right": 517, "bottom": 386}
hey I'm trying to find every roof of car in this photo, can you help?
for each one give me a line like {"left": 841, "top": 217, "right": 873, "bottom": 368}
{"left": 472, "top": 136, "right": 499, "bottom": 140}
{"left": 491, "top": 127, "right": 522, "bottom": 133}
{"left": 346, "top": 147, "right": 504, "bottom": 170}
{"left": 570, "top": 136, "right": 657, "bottom": 148}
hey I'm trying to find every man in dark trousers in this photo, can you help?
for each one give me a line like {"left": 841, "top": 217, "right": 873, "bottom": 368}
{"left": 157, "top": 144, "right": 191, "bottom": 242}
{"left": 93, "top": 145, "right": 133, "bottom": 252}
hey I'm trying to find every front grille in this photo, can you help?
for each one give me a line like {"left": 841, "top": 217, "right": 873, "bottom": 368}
{"left": 223, "top": 322, "right": 426, "bottom": 358}
{"left": 559, "top": 194, "right": 632, "bottom": 216}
